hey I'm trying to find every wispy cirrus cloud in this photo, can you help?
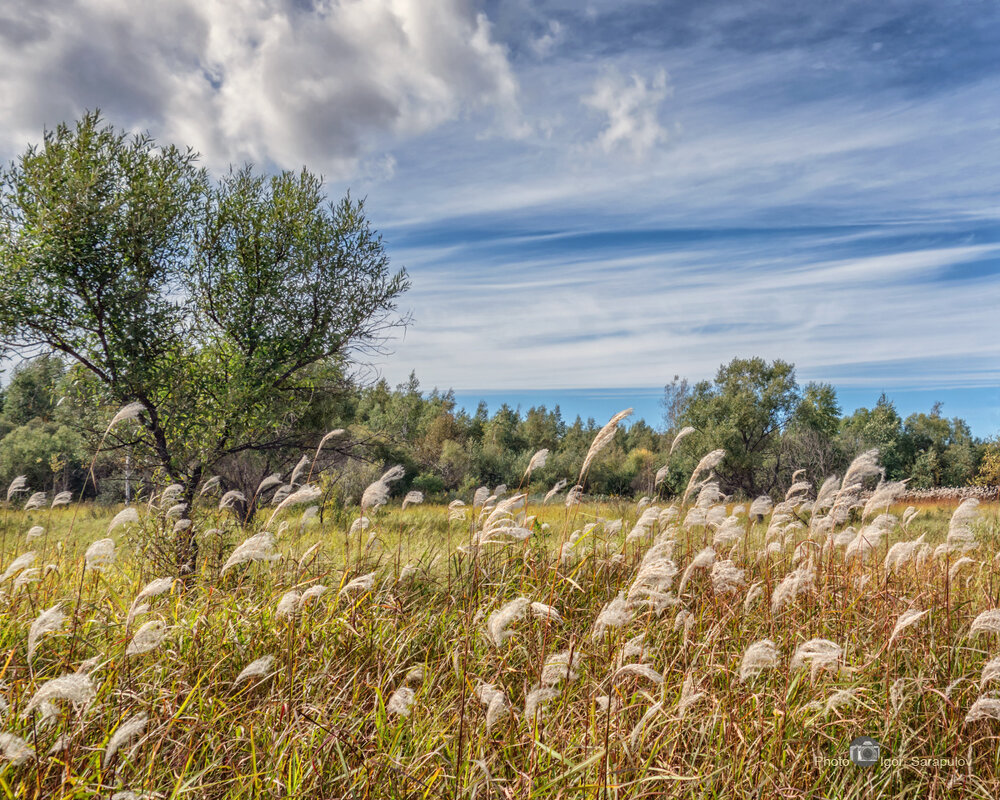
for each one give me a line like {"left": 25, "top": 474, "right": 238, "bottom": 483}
{"left": 0, "top": 0, "right": 997, "bottom": 430}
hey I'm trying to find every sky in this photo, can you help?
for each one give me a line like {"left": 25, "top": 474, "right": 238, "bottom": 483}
{"left": 0, "top": 0, "right": 998, "bottom": 434}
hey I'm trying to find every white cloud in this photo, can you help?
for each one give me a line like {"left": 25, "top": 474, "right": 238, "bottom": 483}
{"left": 0, "top": 0, "right": 525, "bottom": 175}
{"left": 582, "top": 66, "right": 671, "bottom": 157}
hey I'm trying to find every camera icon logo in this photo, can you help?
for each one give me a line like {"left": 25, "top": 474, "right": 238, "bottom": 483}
{"left": 848, "top": 736, "right": 881, "bottom": 767}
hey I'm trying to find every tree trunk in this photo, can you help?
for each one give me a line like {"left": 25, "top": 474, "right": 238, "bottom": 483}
{"left": 176, "top": 468, "right": 203, "bottom": 576}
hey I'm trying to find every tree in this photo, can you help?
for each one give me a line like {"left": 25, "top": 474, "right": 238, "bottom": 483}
{"left": 0, "top": 113, "right": 409, "bottom": 572}
{"left": 678, "top": 357, "right": 800, "bottom": 497}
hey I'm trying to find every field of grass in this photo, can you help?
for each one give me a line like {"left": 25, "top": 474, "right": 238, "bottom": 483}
{"left": 1, "top": 477, "right": 1000, "bottom": 798}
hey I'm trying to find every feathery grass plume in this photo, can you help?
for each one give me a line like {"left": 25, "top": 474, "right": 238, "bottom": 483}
{"left": 24, "top": 673, "right": 96, "bottom": 714}
{"left": 540, "top": 651, "right": 580, "bottom": 686}
{"left": 126, "top": 620, "right": 168, "bottom": 656}
{"left": 270, "top": 485, "right": 290, "bottom": 505}
{"left": 678, "top": 547, "right": 716, "bottom": 595}
{"left": 949, "top": 556, "right": 978, "bottom": 582}
{"left": 812, "top": 475, "right": 840, "bottom": 512}
{"left": 84, "top": 538, "right": 116, "bottom": 571}
{"left": 614, "top": 663, "right": 664, "bottom": 685}
{"left": 475, "top": 682, "right": 509, "bottom": 731}
{"left": 592, "top": 592, "right": 631, "bottom": 639}
{"left": 340, "top": 571, "right": 376, "bottom": 595}
{"left": 790, "top": 639, "right": 843, "bottom": 677}
{"left": 743, "top": 582, "right": 765, "bottom": 612}
{"left": 404, "top": 665, "right": 425, "bottom": 684}
{"left": 739, "top": 639, "right": 779, "bottom": 682}
{"left": 617, "top": 633, "right": 649, "bottom": 666}
{"left": 579, "top": 408, "right": 633, "bottom": 484}
{"left": 220, "top": 532, "right": 280, "bottom": 575}
{"left": 673, "top": 609, "right": 694, "bottom": 633}
{"left": 486, "top": 597, "right": 530, "bottom": 646}
{"left": 771, "top": 562, "right": 816, "bottom": 613}
{"left": 0, "top": 733, "right": 34, "bottom": 766}
{"left": 965, "top": 697, "right": 1000, "bottom": 724}
{"left": 301, "top": 584, "right": 327, "bottom": 605}
{"left": 235, "top": 655, "right": 274, "bottom": 685}
{"left": 159, "top": 484, "right": 184, "bottom": 506}
{"left": 785, "top": 481, "right": 811, "bottom": 503}
{"left": 198, "top": 475, "right": 222, "bottom": 496}
{"left": 289, "top": 455, "right": 310, "bottom": 487}
{"left": 172, "top": 518, "right": 192, "bottom": 535}
{"left": 165, "top": 503, "right": 187, "bottom": 519}
{"left": 525, "top": 686, "right": 560, "bottom": 720}
{"left": 829, "top": 449, "right": 881, "bottom": 526}
{"left": 543, "top": 479, "right": 568, "bottom": 504}
{"left": 980, "top": 657, "right": 1000, "bottom": 688}
{"left": 103, "top": 712, "right": 149, "bottom": 767}
{"left": 276, "top": 591, "right": 301, "bottom": 617}
{"left": 523, "top": 448, "right": 550, "bottom": 479}
{"left": 127, "top": 578, "right": 174, "bottom": 625}
{"left": 472, "top": 487, "right": 490, "bottom": 508}
{"left": 218, "top": 490, "right": 245, "bottom": 510}
{"left": 946, "top": 498, "right": 980, "bottom": 554}
{"left": 696, "top": 481, "right": 724, "bottom": 508}
{"left": 681, "top": 449, "right": 725, "bottom": 506}
{"left": 658, "top": 506, "right": 679, "bottom": 527}
{"left": 360, "top": 466, "right": 405, "bottom": 512}
{"left": 387, "top": 687, "right": 416, "bottom": 716}
{"left": 256, "top": 473, "right": 282, "bottom": 496}
{"left": 712, "top": 516, "right": 743, "bottom": 548}
{"left": 970, "top": 609, "right": 1000, "bottom": 636}
{"left": 564, "top": 484, "right": 584, "bottom": 508}
{"left": 401, "top": 491, "right": 424, "bottom": 510}
{"left": 28, "top": 603, "right": 66, "bottom": 662}
{"left": 862, "top": 479, "right": 909, "bottom": 520}
{"left": 107, "top": 507, "right": 140, "bottom": 534}
{"left": 748, "top": 495, "right": 773, "bottom": 519}
{"left": 300, "top": 504, "right": 319, "bottom": 528}
{"left": 51, "top": 491, "right": 72, "bottom": 508}
{"left": 349, "top": 517, "right": 370, "bottom": 536}
{"left": 683, "top": 507, "right": 707, "bottom": 529}
{"left": 24, "top": 492, "right": 47, "bottom": 511}
{"left": 845, "top": 515, "right": 895, "bottom": 564}
{"left": 677, "top": 675, "right": 705, "bottom": 718}
{"left": 884, "top": 535, "right": 925, "bottom": 574}
{"left": 529, "top": 602, "right": 562, "bottom": 622}
{"left": 888, "top": 609, "right": 929, "bottom": 648}
{"left": 26, "top": 525, "right": 44, "bottom": 541}
{"left": 6, "top": 475, "right": 28, "bottom": 502}
{"left": 13, "top": 568, "right": 40, "bottom": 592}
{"left": 654, "top": 464, "right": 671, "bottom": 487}
{"left": 626, "top": 507, "right": 660, "bottom": 543}
{"left": 710, "top": 559, "right": 745, "bottom": 595}
{"left": 108, "top": 401, "right": 145, "bottom": 430}
{"left": 902, "top": 506, "right": 920, "bottom": 527}
{"left": 626, "top": 542, "right": 678, "bottom": 613}
{"left": 669, "top": 425, "right": 695, "bottom": 455}
{"left": 266, "top": 484, "right": 322, "bottom": 527}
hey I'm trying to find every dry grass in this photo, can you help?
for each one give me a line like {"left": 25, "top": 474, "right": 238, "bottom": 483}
{"left": 1, "top": 490, "right": 999, "bottom": 798}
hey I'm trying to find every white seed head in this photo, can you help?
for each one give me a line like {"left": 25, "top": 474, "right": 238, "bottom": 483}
{"left": 103, "top": 712, "right": 149, "bottom": 767}
{"left": 28, "top": 603, "right": 66, "bottom": 662}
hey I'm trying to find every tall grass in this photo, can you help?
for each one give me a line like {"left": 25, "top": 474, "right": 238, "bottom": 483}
{"left": 0, "top": 458, "right": 999, "bottom": 797}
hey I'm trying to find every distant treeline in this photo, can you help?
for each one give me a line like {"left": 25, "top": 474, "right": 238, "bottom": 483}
{"left": 1, "top": 355, "right": 998, "bottom": 502}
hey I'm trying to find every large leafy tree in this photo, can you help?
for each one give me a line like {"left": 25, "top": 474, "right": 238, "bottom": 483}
{"left": 678, "top": 357, "right": 801, "bottom": 497}
{"left": 0, "top": 113, "right": 408, "bottom": 572}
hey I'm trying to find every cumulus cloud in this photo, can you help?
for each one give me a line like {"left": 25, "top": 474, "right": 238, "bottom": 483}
{"left": 0, "top": 0, "right": 525, "bottom": 174}
{"left": 582, "top": 67, "right": 671, "bottom": 157}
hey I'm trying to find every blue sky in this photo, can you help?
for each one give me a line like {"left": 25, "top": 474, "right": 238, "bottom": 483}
{"left": 0, "top": 0, "right": 998, "bottom": 434}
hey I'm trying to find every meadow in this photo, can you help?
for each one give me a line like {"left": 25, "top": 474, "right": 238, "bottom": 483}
{"left": 1, "top": 439, "right": 1000, "bottom": 799}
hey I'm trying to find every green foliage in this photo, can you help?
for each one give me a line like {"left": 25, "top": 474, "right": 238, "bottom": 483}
{"left": 0, "top": 113, "right": 408, "bottom": 570}
{"left": 678, "top": 357, "right": 800, "bottom": 496}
